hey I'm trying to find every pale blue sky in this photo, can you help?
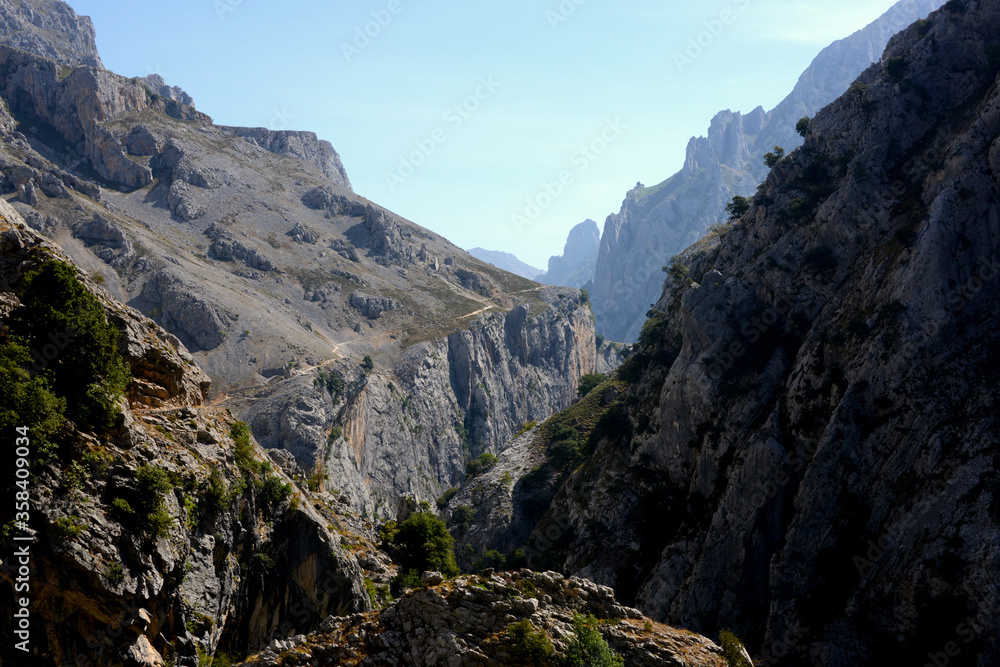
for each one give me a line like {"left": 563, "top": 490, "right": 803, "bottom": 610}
{"left": 72, "top": 0, "right": 898, "bottom": 267}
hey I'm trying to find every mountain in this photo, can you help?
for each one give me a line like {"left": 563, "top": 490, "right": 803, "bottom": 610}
{"left": 0, "top": 0, "right": 610, "bottom": 523}
{"left": 538, "top": 218, "right": 600, "bottom": 289}
{"left": 0, "top": 1, "right": 624, "bottom": 664}
{"left": 467, "top": 246, "right": 543, "bottom": 280}
{"left": 590, "top": 0, "right": 948, "bottom": 343}
{"left": 0, "top": 0, "right": 101, "bottom": 67}
{"left": 489, "top": 1, "right": 999, "bottom": 663}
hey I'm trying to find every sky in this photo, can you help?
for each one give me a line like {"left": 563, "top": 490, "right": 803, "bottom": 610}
{"left": 71, "top": 0, "right": 899, "bottom": 268}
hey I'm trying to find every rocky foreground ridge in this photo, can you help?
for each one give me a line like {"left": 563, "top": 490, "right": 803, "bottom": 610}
{"left": 236, "top": 570, "right": 726, "bottom": 667}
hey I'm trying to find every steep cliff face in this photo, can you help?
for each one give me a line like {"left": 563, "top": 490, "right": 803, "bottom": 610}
{"left": 591, "top": 0, "right": 948, "bottom": 343}
{"left": 533, "top": 2, "right": 1000, "bottom": 664}
{"left": 240, "top": 288, "right": 597, "bottom": 517}
{"left": 0, "top": 204, "right": 370, "bottom": 667}
{"left": 0, "top": 0, "right": 102, "bottom": 67}
{"left": 539, "top": 219, "right": 601, "bottom": 289}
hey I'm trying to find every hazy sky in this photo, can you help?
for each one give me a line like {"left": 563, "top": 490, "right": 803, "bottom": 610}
{"left": 72, "top": 0, "right": 899, "bottom": 267}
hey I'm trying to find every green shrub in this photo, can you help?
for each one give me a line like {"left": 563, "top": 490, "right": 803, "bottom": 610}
{"left": 436, "top": 487, "right": 459, "bottom": 508}
{"left": 763, "top": 146, "right": 786, "bottom": 168}
{"left": 104, "top": 562, "right": 124, "bottom": 584}
{"left": 391, "top": 512, "right": 458, "bottom": 577}
{"left": 466, "top": 452, "right": 498, "bottom": 477}
{"left": 362, "top": 355, "right": 375, "bottom": 375}
{"left": 473, "top": 549, "right": 507, "bottom": 573}
{"left": 231, "top": 421, "right": 268, "bottom": 478}
{"left": 507, "top": 618, "right": 554, "bottom": 664}
{"left": 726, "top": 195, "right": 751, "bottom": 220}
{"left": 577, "top": 373, "right": 608, "bottom": 398}
{"left": 0, "top": 338, "right": 66, "bottom": 466}
{"left": 261, "top": 475, "right": 293, "bottom": 507}
{"left": 11, "top": 260, "right": 130, "bottom": 425}
{"left": 514, "top": 420, "right": 537, "bottom": 438}
{"left": 63, "top": 460, "right": 89, "bottom": 490}
{"left": 719, "top": 629, "right": 753, "bottom": 667}
{"left": 52, "top": 515, "right": 87, "bottom": 539}
{"left": 204, "top": 469, "right": 229, "bottom": 513}
{"left": 307, "top": 467, "right": 327, "bottom": 492}
{"left": 795, "top": 116, "right": 811, "bottom": 137}
{"left": 561, "top": 614, "right": 623, "bottom": 667}
{"left": 391, "top": 569, "right": 423, "bottom": 595}
{"left": 663, "top": 256, "right": 691, "bottom": 290}
{"left": 452, "top": 505, "right": 476, "bottom": 533}
{"left": 114, "top": 465, "right": 174, "bottom": 538}
{"left": 595, "top": 334, "right": 605, "bottom": 350}
{"left": 81, "top": 450, "right": 112, "bottom": 477}
{"left": 184, "top": 496, "right": 199, "bottom": 530}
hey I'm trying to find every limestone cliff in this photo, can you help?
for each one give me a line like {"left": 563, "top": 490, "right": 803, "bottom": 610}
{"left": 240, "top": 288, "right": 598, "bottom": 518}
{"left": 531, "top": 1, "right": 1000, "bottom": 663}
{"left": 539, "top": 219, "right": 601, "bottom": 289}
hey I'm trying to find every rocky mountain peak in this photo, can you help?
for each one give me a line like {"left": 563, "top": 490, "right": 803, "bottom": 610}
{"left": 590, "top": 0, "right": 948, "bottom": 343}
{"left": 0, "top": 0, "right": 101, "bottom": 67}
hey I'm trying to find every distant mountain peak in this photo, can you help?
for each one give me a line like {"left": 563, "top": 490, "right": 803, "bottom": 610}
{"left": 467, "top": 247, "right": 544, "bottom": 280}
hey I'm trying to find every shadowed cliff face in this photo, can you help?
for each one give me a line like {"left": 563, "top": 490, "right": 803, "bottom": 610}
{"left": 531, "top": 1, "right": 1000, "bottom": 664}
{"left": 590, "top": 0, "right": 949, "bottom": 344}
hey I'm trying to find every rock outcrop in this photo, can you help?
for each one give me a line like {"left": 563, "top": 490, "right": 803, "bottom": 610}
{"left": 224, "top": 126, "right": 352, "bottom": 191}
{"left": 138, "top": 73, "right": 195, "bottom": 108}
{"left": 539, "top": 219, "right": 601, "bottom": 289}
{"left": 0, "top": 0, "right": 103, "bottom": 67}
{"left": 530, "top": 2, "right": 1000, "bottom": 663}
{"left": 590, "top": 0, "right": 948, "bottom": 342}
{"left": 236, "top": 570, "right": 726, "bottom": 667}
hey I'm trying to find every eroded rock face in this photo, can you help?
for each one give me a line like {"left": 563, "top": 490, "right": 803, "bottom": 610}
{"left": 246, "top": 289, "right": 598, "bottom": 517}
{"left": 0, "top": 0, "right": 103, "bottom": 67}
{"left": 225, "top": 126, "right": 351, "bottom": 191}
{"left": 141, "top": 271, "right": 239, "bottom": 351}
{"left": 539, "top": 219, "right": 600, "bottom": 289}
{"left": 589, "top": 0, "right": 948, "bottom": 342}
{"left": 235, "top": 570, "right": 727, "bottom": 667}
{"left": 533, "top": 3, "right": 1000, "bottom": 664}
